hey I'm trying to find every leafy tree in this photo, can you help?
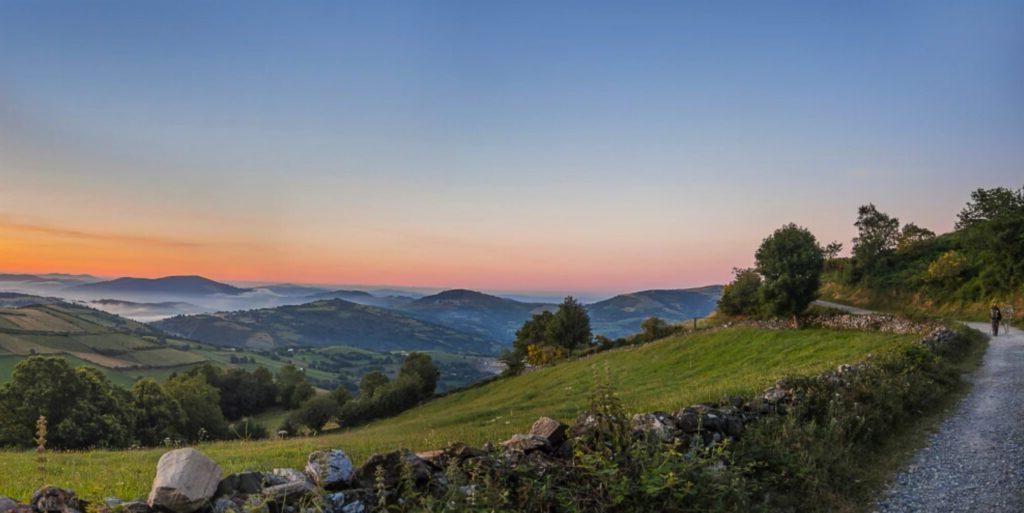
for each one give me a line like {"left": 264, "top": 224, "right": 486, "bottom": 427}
{"left": 544, "top": 296, "right": 592, "bottom": 351}
{"left": 756, "top": 223, "right": 824, "bottom": 322}
{"left": 359, "top": 371, "right": 390, "bottom": 399}
{"left": 640, "top": 317, "right": 671, "bottom": 341}
{"left": 955, "top": 186, "right": 1024, "bottom": 229}
{"left": 956, "top": 186, "right": 1024, "bottom": 293}
{"left": 163, "top": 374, "right": 229, "bottom": 441}
{"left": 52, "top": 367, "right": 136, "bottom": 449}
{"left": 822, "top": 241, "right": 843, "bottom": 261}
{"left": 276, "top": 364, "right": 315, "bottom": 409}
{"left": 718, "top": 268, "right": 763, "bottom": 316}
{"left": 852, "top": 204, "right": 900, "bottom": 278}
{"left": 331, "top": 386, "right": 352, "bottom": 408}
{"left": 512, "top": 310, "right": 555, "bottom": 356}
{"left": 132, "top": 378, "right": 184, "bottom": 446}
{"left": 897, "top": 223, "right": 936, "bottom": 252}
{"left": 294, "top": 394, "right": 342, "bottom": 432}
{"left": 0, "top": 357, "right": 137, "bottom": 449}
{"left": 398, "top": 353, "right": 440, "bottom": 397}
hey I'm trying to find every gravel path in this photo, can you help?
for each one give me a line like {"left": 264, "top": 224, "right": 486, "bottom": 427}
{"left": 872, "top": 322, "right": 1024, "bottom": 512}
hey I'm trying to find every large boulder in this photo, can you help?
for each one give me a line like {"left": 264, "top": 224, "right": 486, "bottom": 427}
{"left": 148, "top": 448, "right": 222, "bottom": 513}
{"left": 528, "top": 417, "right": 567, "bottom": 447}
{"left": 305, "top": 449, "right": 354, "bottom": 490}
{"left": 31, "top": 487, "right": 85, "bottom": 513}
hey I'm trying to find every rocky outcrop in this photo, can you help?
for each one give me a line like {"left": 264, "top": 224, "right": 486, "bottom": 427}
{"left": 148, "top": 448, "right": 222, "bottom": 513}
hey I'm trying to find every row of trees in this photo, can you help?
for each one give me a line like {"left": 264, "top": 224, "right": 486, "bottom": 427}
{"left": 720, "top": 185, "right": 1023, "bottom": 319}
{"left": 0, "top": 356, "right": 316, "bottom": 449}
{"left": 837, "top": 186, "right": 1023, "bottom": 302}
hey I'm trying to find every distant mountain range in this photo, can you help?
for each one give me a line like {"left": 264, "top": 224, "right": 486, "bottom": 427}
{"left": 304, "top": 289, "right": 415, "bottom": 309}
{"left": 586, "top": 286, "right": 724, "bottom": 338}
{"left": 152, "top": 298, "right": 503, "bottom": 354}
{"left": 2, "top": 273, "right": 724, "bottom": 352}
{"left": 72, "top": 275, "right": 250, "bottom": 296}
{"left": 399, "top": 289, "right": 550, "bottom": 343}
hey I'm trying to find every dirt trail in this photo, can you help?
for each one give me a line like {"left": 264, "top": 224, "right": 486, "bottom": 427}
{"left": 812, "top": 301, "right": 1024, "bottom": 512}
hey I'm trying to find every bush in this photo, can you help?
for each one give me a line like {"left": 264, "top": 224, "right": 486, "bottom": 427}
{"left": 295, "top": 394, "right": 343, "bottom": 432}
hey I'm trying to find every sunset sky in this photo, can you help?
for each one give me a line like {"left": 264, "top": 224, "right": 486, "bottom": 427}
{"left": 2, "top": 1, "right": 1022, "bottom": 294}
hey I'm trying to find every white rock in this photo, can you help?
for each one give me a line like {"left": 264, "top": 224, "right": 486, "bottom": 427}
{"left": 148, "top": 448, "right": 223, "bottom": 513}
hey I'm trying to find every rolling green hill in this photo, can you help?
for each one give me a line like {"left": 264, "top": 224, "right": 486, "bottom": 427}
{"left": 0, "top": 296, "right": 493, "bottom": 391}
{"left": 0, "top": 325, "right": 917, "bottom": 500}
{"left": 0, "top": 301, "right": 207, "bottom": 387}
{"left": 152, "top": 299, "right": 502, "bottom": 354}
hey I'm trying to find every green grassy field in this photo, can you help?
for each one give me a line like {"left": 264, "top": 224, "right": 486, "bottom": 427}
{"left": 0, "top": 326, "right": 918, "bottom": 501}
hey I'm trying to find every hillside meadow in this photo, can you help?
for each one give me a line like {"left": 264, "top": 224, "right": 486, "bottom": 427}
{"left": 0, "top": 326, "right": 919, "bottom": 501}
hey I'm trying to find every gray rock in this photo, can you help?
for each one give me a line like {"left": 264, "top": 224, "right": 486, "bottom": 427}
{"left": 31, "top": 487, "right": 84, "bottom": 513}
{"left": 528, "top": 417, "right": 567, "bottom": 446}
{"left": 630, "top": 412, "right": 679, "bottom": 442}
{"left": 210, "top": 498, "right": 240, "bottom": 513}
{"left": 501, "top": 433, "right": 549, "bottom": 453}
{"left": 269, "top": 469, "right": 306, "bottom": 485}
{"left": 261, "top": 481, "right": 316, "bottom": 504}
{"left": 354, "top": 450, "right": 431, "bottom": 489}
{"left": 0, "top": 498, "right": 20, "bottom": 513}
{"left": 305, "top": 449, "right": 354, "bottom": 490}
{"left": 215, "top": 472, "right": 264, "bottom": 498}
{"left": 147, "top": 448, "right": 222, "bottom": 513}
{"left": 119, "top": 502, "right": 151, "bottom": 513}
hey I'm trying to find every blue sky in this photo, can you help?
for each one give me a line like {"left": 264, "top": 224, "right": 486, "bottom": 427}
{"left": 1, "top": 1, "right": 1022, "bottom": 293}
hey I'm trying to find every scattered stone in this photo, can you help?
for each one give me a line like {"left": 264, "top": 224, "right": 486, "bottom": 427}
{"left": 31, "top": 487, "right": 84, "bottom": 513}
{"left": 305, "top": 449, "right": 354, "bottom": 490}
{"left": 147, "top": 448, "right": 222, "bottom": 513}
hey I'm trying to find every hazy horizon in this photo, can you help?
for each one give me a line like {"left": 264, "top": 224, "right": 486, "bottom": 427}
{"left": 3, "top": 1, "right": 1022, "bottom": 293}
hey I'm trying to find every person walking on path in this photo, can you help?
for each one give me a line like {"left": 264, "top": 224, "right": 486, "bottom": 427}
{"left": 991, "top": 305, "right": 1002, "bottom": 336}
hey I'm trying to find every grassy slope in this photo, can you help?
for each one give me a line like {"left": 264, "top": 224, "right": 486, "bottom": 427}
{"left": 0, "top": 327, "right": 918, "bottom": 501}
